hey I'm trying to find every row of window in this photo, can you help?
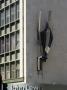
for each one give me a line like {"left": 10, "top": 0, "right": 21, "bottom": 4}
{"left": 0, "top": 3, "right": 19, "bottom": 26}
{"left": 0, "top": 0, "right": 19, "bottom": 9}
{"left": 0, "top": 0, "right": 20, "bottom": 81}
{"left": 0, "top": 31, "right": 19, "bottom": 54}
{"left": 0, "top": 61, "right": 20, "bottom": 80}
{"left": 0, "top": 21, "right": 19, "bottom": 36}
{"left": 0, "top": 50, "right": 20, "bottom": 63}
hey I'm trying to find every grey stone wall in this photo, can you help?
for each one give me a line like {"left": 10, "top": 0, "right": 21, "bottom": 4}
{"left": 26, "top": 0, "right": 67, "bottom": 85}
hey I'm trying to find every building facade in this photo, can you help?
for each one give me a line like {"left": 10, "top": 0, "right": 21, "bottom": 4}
{"left": 0, "top": 0, "right": 24, "bottom": 89}
{"left": 0, "top": 0, "right": 67, "bottom": 90}
{"left": 0, "top": 0, "right": 20, "bottom": 81}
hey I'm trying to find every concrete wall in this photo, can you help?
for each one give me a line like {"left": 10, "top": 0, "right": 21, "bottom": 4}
{"left": 41, "top": 84, "right": 67, "bottom": 90}
{"left": 26, "top": 0, "right": 67, "bottom": 85}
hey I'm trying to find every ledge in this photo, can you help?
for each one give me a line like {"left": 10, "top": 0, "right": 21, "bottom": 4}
{"left": 3, "top": 77, "right": 24, "bottom": 83}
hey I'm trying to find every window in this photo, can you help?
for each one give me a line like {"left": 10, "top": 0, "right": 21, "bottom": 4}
{"left": 10, "top": 33, "right": 15, "bottom": 50}
{"left": 16, "top": 50, "right": 20, "bottom": 60}
{"left": 21, "top": 87, "right": 23, "bottom": 90}
{"left": 1, "top": 55, "right": 4, "bottom": 63}
{"left": 16, "top": 3, "right": 19, "bottom": 19}
{"left": 16, "top": 22, "right": 19, "bottom": 30}
{"left": 10, "top": 62, "right": 15, "bottom": 78}
{"left": 5, "top": 8, "right": 10, "bottom": 24}
{"left": 10, "top": 5, "right": 15, "bottom": 22}
{"left": 0, "top": 65, "right": 4, "bottom": 72}
{"left": 1, "top": 37, "right": 4, "bottom": 53}
{"left": 5, "top": 0, "right": 10, "bottom": 6}
{"left": 5, "top": 54, "right": 10, "bottom": 62}
{"left": 5, "top": 64, "right": 10, "bottom": 79}
{"left": 0, "top": 65, "right": 5, "bottom": 80}
{"left": 5, "top": 26, "right": 10, "bottom": 34}
{"left": 1, "top": 10, "right": 5, "bottom": 26}
{"left": 16, "top": 31, "right": 19, "bottom": 48}
{"left": 0, "top": 28, "right": 5, "bottom": 36}
{"left": 16, "top": 61, "right": 20, "bottom": 78}
{"left": 11, "top": 24, "right": 15, "bottom": 32}
{"left": 11, "top": 52, "right": 15, "bottom": 61}
{"left": 5, "top": 35, "right": 9, "bottom": 52}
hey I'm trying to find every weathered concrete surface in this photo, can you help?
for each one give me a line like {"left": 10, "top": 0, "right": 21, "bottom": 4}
{"left": 41, "top": 84, "right": 67, "bottom": 90}
{"left": 26, "top": 0, "right": 67, "bottom": 85}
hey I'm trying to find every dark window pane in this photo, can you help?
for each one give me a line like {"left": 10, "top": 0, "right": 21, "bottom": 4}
{"left": 5, "top": 8, "right": 10, "bottom": 24}
{"left": 16, "top": 61, "right": 20, "bottom": 78}
{"left": 5, "top": 54, "right": 10, "bottom": 62}
{"left": 1, "top": 37, "right": 4, "bottom": 53}
{"left": 1, "top": 11, "right": 5, "bottom": 26}
{"left": 11, "top": 24, "right": 15, "bottom": 32}
{"left": 5, "top": 26, "right": 10, "bottom": 34}
{"left": 10, "top": 52, "right": 15, "bottom": 61}
{"left": 10, "top": 33, "right": 15, "bottom": 50}
{"left": 16, "top": 3, "right": 19, "bottom": 19}
{"left": 16, "top": 31, "right": 19, "bottom": 48}
{"left": 16, "top": 50, "right": 20, "bottom": 59}
{"left": 10, "top": 62, "right": 15, "bottom": 78}
{"left": 10, "top": 5, "right": 15, "bottom": 22}
{"left": 5, "top": 64, "right": 10, "bottom": 79}
{"left": 0, "top": 65, "right": 5, "bottom": 80}
{"left": 1, "top": 28, "right": 5, "bottom": 36}
{"left": 16, "top": 22, "right": 19, "bottom": 30}
{"left": 5, "top": 35, "right": 9, "bottom": 52}
{"left": 1, "top": 55, "right": 5, "bottom": 63}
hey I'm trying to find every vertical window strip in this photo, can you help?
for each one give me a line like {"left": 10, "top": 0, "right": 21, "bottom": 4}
{"left": 5, "top": 8, "right": 10, "bottom": 24}
{"left": 5, "top": 64, "right": 10, "bottom": 79}
{"left": 1, "top": 10, "right": 5, "bottom": 26}
{"left": 16, "top": 31, "right": 19, "bottom": 49}
{"left": 10, "top": 5, "right": 15, "bottom": 22}
{"left": 5, "top": 35, "right": 9, "bottom": 52}
{"left": 10, "top": 33, "right": 15, "bottom": 50}
{"left": 10, "top": 62, "right": 15, "bottom": 78}
{"left": 1, "top": 37, "right": 4, "bottom": 53}
{"left": 16, "top": 2, "right": 19, "bottom": 19}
